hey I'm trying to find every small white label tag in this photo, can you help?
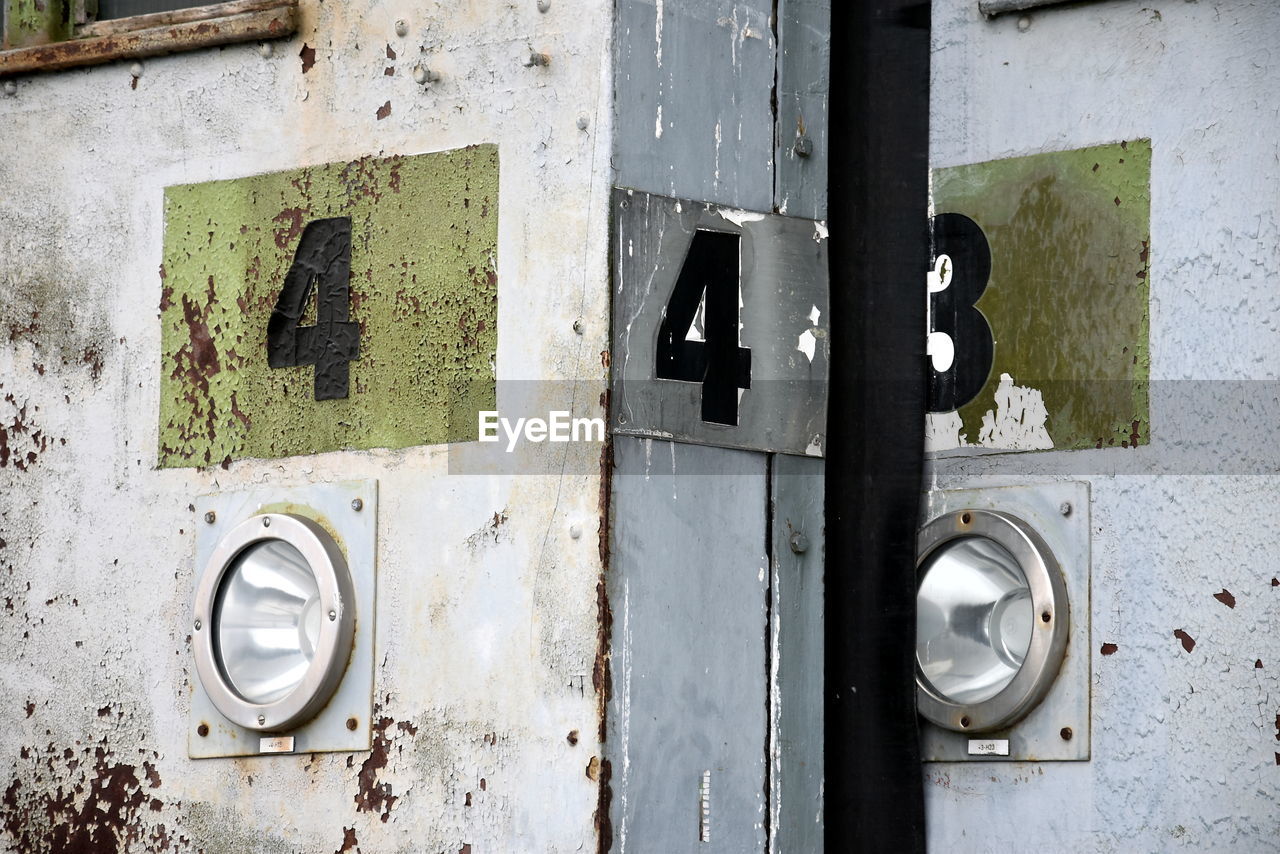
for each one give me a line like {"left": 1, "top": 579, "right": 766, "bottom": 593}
{"left": 259, "top": 736, "right": 295, "bottom": 754}
{"left": 967, "top": 739, "right": 1009, "bottom": 757}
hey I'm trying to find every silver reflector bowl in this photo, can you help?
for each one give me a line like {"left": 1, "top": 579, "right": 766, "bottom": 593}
{"left": 917, "top": 537, "right": 1032, "bottom": 705}
{"left": 915, "top": 509, "right": 1069, "bottom": 733}
{"left": 214, "top": 540, "right": 323, "bottom": 705}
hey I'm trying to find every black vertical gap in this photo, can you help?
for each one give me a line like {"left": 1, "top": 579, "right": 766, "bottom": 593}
{"left": 762, "top": 452, "right": 775, "bottom": 854}
{"left": 826, "top": 1, "right": 930, "bottom": 853}
{"left": 770, "top": 0, "right": 782, "bottom": 214}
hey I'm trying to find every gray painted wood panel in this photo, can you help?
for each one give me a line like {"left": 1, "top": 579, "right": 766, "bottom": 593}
{"left": 769, "top": 454, "right": 825, "bottom": 853}
{"left": 774, "top": 0, "right": 830, "bottom": 219}
{"left": 614, "top": 0, "right": 776, "bottom": 212}
{"left": 608, "top": 437, "right": 769, "bottom": 853}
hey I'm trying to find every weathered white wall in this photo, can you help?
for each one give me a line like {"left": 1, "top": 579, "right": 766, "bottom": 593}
{"left": 928, "top": 1, "right": 1280, "bottom": 850}
{"left": 0, "top": 1, "right": 612, "bottom": 851}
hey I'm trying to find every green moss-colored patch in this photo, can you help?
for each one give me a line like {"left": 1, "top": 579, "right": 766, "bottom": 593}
{"left": 933, "top": 140, "right": 1150, "bottom": 449}
{"left": 159, "top": 147, "right": 498, "bottom": 468}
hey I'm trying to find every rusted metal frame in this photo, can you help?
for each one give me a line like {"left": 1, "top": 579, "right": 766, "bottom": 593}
{"left": 0, "top": 0, "right": 295, "bottom": 77}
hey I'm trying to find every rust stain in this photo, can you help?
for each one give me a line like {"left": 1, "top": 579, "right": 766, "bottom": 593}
{"left": 375, "top": 101, "right": 392, "bottom": 121}
{"left": 1173, "top": 629, "right": 1196, "bottom": 653}
{"left": 299, "top": 42, "right": 315, "bottom": 73}
{"left": 385, "top": 43, "right": 395, "bottom": 59}
{"left": 594, "top": 756, "right": 613, "bottom": 854}
{"left": 1100, "top": 643, "right": 1118, "bottom": 656}
{"left": 354, "top": 712, "right": 397, "bottom": 822}
{"left": 336, "top": 826, "right": 358, "bottom": 853}
{"left": 272, "top": 206, "right": 308, "bottom": 250}
{"left": 1213, "top": 589, "right": 1236, "bottom": 609}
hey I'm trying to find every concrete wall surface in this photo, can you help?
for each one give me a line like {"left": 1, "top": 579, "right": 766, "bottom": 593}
{"left": 0, "top": 1, "right": 612, "bottom": 851}
{"left": 928, "top": 1, "right": 1280, "bottom": 850}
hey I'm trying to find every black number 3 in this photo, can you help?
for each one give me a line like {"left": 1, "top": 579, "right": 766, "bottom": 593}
{"left": 928, "top": 213, "right": 994, "bottom": 413}
{"left": 267, "top": 217, "right": 360, "bottom": 401}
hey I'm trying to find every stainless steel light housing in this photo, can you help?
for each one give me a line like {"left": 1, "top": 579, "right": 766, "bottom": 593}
{"left": 916, "top": 508, "right": 1069, "bottom": 733}
{"left": 193, "top": 513, "right": 356, "bottom": 733}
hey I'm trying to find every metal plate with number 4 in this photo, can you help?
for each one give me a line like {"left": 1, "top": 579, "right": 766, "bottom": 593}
{"left": 611, "top": 188, "right": 829, "bottom": 457}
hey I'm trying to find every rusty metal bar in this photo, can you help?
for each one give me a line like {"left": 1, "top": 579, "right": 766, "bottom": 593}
{"left": 0, "top": 0, "right": 295, "bottom": 77}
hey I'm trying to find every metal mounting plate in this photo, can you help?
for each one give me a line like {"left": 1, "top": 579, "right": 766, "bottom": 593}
{"left": 919, "top": 481, "right": 1090, "bottom": 762}
{"left": 188, "top": 480, "right": 377, "bottom": 759}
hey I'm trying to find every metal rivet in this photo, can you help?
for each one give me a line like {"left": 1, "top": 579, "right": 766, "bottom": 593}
{"left": 576, "top": 114, "right": 589, "bottom": 131}
{"left": 2, "top": 81, "right": 16, "bottom": 97}
{"left": 194, "top": 619, "right": 202, "bottom": 631}
{"left": 1017, "top": 15, "right": 1031, "bottom": 31}
{"left": 328, "top": 610, "right": 337, "bottom": 621}
{"left": 1059, "top": 501, "right": 1073, "bottom": 517}
{"left": 394, "top": 19, "right": 408, "bottom": 37}
{"left": 203, "top": 511, "right": 216, "bottom": 524}
{"left": 794, "top": 135, "right": 813, "bottom": 158}
{"left": 1060, "top": 726, "right": 1073, "bottom": 741}
{"left": 197, "top": 723, "right": 209, "bottom": 737}
{"left": 129, "top": 62, "right": 143, "bottom": 78}
{"left": 258, "top": 42, "right": 273, "bottom": 59}
{"left": 959, "top": 716, "right": 971, "bottom": 728}
{"left": 789, "top": 532, "right": 809, "bottom": 554}
{"left": 346, "top": 717, "right": 358, "bottom": 731}
{"left": 537, "top": 0, "right": 550, "bottom": 11}
{"left": 257, "top": 714, "right": 266, "bottom": 725}
{"left": 569, "top": 524, "right": 582, "bottom": 540}
{"left": 351, "top": 498, "right": 363, "bottom": 512}
{"left": 262, "top": 517, "right": 271, "bottom": 527}
{"left": 572, "top": 319, "right": 584, "bottom": 335}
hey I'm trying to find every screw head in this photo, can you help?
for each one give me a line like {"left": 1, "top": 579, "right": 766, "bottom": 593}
{"left": 197, "top": 723, "right": 209, "bottom": 737}
{"left": 576, "top": 114, "right": 589, "bottom": 131}
{"left": 129, "top": 62, "right": 143, "bottom": 78}
{"left": 194, "top": 619, "right": 202, "bottom": 631}
{"left": 1060, "top": 726, "right": 1073, "bottom": 741}
{"left": 537, "top": 0, "right": 550, "bottom": 11}
{"left": 203, "top": 511, "right": 216, "bottom": 524}
{"left": 794, "top": 135, "right": 813, "bottom": 158}
{"left": 346, "top": 717, "right": 358, "bottom": 731}
{"left": 262, "top": 516, "right": 271, "bottom": 527}
{"left": 569, "top": 524, "right": 582, "bottom": 540}
{"left": 789, "top": 532, "right": 809, "bottom": 554}
{"left": 1017, "top": 15, "right": 1032, "bottom": 31}
{"left": 1059, "top": 501, "right": 1073, "bottom": 517}
{"left": 328, "top": 610, "right": 337, "bottom": 621}
{"left": 351, "top": 498, "right": 364, "bottom": 512}
{"left": 394, "top": 19, "right": 408, "bottom": 37}
{"left": 257, "top": 714, "right": 266, "bottom": 725}
{"left": 572, "top": 319, "right": 584, "bottom": 335}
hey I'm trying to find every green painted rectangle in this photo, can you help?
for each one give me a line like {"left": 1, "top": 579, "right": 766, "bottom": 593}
{"left": 159, "top": 147, "right": 498, "bottom": 468}
{"left": 932, "top": 140, "right": 1150, "bottom": 451}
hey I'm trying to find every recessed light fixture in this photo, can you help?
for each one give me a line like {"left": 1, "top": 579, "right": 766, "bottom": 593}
{"left": 916, "top": 508, "right": 1068, "bottom": 733}
{"left": 189, "top": 481, "right": 376, "bottom": 759}
{"left": 915, "top": 483, "right": 1091, "bottom": 762}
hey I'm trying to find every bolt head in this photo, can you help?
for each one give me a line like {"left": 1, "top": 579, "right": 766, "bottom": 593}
{"left": 537, "top": 0, "right": 551, "bottom": 11}
{"left": 351, "top": 498, "right": 364, "bottom": 512}
{"left": 572, "top": 319, "right": 584, "bottom": 334}
{"left": 129, "top": 62, "right": 143, "bottom": 78}
{"left": 328, "top": 609, "right": 337, "bottom": 621}
{"left": 394, "top": 19, "right": 408, "bottom": 37}
{"left": 203, "top": 511, "right": 216, "bottom": 524}
{"left": 576, "top": 114, "right": 589, "bottom": 131}
{"left": 258, "top": 42, "right": 273, "bottom": 59}
{"left": 794, "top": 135, "right": 813, "bottom": 158}
{"left": 789, "top": 532, "right": 809, "bottom": 554}
{"left": 1059, "top": 501, "right": 1073, "bottom": 517}
{"left": 569, "top": 524, "right": 582, "bottom": 540}
{"left": 262, "top": 516, "right": 271, "bottom": 527}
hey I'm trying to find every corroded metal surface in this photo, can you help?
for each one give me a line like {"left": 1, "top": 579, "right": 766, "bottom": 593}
{"left": 159, "top": 147, "right": 498, "bottom": 467}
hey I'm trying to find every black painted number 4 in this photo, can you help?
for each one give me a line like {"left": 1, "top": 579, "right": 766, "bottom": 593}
{"left": 656, "top": 229, "right": 751, "bottom": 425}
{"left": 267, "top": 217, "right": 360, "bottom": 401}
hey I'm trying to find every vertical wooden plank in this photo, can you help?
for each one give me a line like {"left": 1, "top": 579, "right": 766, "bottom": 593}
{"left": 774, "top": 0, "right": 830, "bottom": 220}
{"left": 608, "top": 437, "right": 768, "bottom": 853}
{"left": 614, "top": 0, "right": 776, "bottom": 211}
{"left": 769, "top": 454, "right": 824, "bottom": 853}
